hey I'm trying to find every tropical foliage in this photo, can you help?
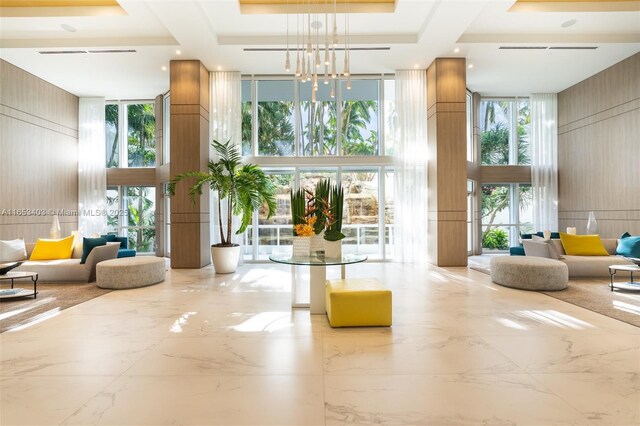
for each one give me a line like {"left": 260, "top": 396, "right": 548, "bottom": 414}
{"left": 241, "top": 98, "right": 379, "bottom": 157}
{"left": 105, "top": 103, "right": 156, "bottom": 168}
{"left": 482, "top": 228, "right": 509, "bottom": 250}
{"left": 169, "top": 139, "right": 277, "bottom": 246}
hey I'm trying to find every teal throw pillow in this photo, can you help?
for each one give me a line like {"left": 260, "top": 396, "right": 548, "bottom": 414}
{"left": 81, "top": 237, "right": 106, "bottom": 264}
{"left": 616, "top": 234, "right": 640, "bottom": 258}
{"left": 115, "top": 236, "right": 128, "bottom": 249}
{"left": 101, "top": 234, "right": 127, "bottom": 249}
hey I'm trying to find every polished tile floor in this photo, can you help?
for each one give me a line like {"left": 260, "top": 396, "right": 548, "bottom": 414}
{"left": 1, "top": 262, "right": 639, "bottom": 425}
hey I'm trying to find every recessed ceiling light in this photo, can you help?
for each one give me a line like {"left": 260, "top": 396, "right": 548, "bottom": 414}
{"left": 468, "top": 64, "right": 474, "bottom": 69}
{"left": 176, "top": 49, "right": 181, "bottom": 55}
{"left": 454, "top": 47, "right": 460, "bottom": 53}
{"left": 161, "top": 66, "right": 167, "bottom": 71}
{"left": 414, "top": 64, "right": 419, "bottom": 68}
{"left": 561, "top": 19, "right": 577, "bottom": 28}
{"left": 217, "top": 66, "right": 222, "bottom": 71}
{"left": 61, "top": 23, "right": 76, "bottom": 33}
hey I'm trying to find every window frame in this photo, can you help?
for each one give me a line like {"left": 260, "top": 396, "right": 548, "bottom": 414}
{"left": 480, "top": 182, "right": 532, "bottom": 251}
{"left": 106, "top": 185, "right": 157, "bottom": 254}
{"left": 105, "top": 100, "right": 157, "bottom": 169}
{"left": 239, "top": 74, "right": 395, "bottom": 262}
{"left": 479, "top": 97, "right": 530, "bottom": 166}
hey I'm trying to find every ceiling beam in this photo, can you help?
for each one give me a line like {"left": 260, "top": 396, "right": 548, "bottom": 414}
{"left": 238, "top": 0, "right": 396, "bottom": 14}
{"left": 509, "top": 0, "right": 640, "bottom": 12}
{"left": 458, "top": 33, "right": 640, "bottom": 43}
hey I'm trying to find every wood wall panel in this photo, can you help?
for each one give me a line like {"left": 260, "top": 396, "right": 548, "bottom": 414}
{"left": 0, "top": 59, "right": 78, "bottom": 242}
{"left": 557, "top": 53, "right": 640, "bottom": 238}
{"left": 106, "top": 168, "right": 156, "bottom": 186}
{"left": 481, "top": 166, "right": 532, "bottom": 184}
{"left": 426, "top": 58, "right": 467, "bottom": 266}
{"left": 169, "top": 60, "right": 210, "bottom": 268}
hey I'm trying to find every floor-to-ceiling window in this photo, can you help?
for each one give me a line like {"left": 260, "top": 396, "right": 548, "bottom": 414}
{"left": 104, "top": 101, "right": 158, "bottom": 253}
{"left": 240, "top": 75, "right": 394, "bottom": 261}
{"left": 480, "top": 97, "right": 531, "bottom": 251}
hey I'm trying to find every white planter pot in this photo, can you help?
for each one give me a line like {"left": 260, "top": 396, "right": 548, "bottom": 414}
{"left": 310, "top": 230, "right": 325, "bottom": 256}
{"left": 211, "top": 245, "right": 241, "bottom": 274}
{"left": 292, "top": 236, "right": 311, "bottom": 259}
{"left": 324, "top": 240, "right": 342, "bottom": 260}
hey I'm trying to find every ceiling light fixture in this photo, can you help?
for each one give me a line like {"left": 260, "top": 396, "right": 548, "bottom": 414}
{"left": 176, "top": 49, "right": 181, "bottom": 55}
{"left": 161, "top": 66, "right": 167, "bottom": 71}
{"left": 60, "top": 23, "right": 76, "bottom": 32}
{"left": 468, "top": 64, "right": 474, "bottom": 69}
{"left": 287, "top": 0, "right": 351, "bottom": 100}
{"left": 454, "top": 47, "right": 460, "bottom": 53}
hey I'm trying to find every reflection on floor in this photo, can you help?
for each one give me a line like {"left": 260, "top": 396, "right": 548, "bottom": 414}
{"left": 1, "top": 262, "right": 638, "bottom": 425}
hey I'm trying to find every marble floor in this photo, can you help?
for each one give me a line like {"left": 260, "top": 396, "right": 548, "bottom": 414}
{"left": 1, "top": 262, "right": 639, "bottom": 426}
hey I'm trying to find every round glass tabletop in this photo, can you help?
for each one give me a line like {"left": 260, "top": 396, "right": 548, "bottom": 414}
{"left": 268, "top": 253, "right": 368, "bottom": 266}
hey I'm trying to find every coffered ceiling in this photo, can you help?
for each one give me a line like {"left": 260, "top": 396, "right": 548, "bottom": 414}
{"left": 0, "top": 0, "right": 638, "bottom": 99}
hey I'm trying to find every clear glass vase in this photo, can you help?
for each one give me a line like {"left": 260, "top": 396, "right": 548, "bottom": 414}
{"left": 586, "top": 211, "right": 599, "bottom": 235}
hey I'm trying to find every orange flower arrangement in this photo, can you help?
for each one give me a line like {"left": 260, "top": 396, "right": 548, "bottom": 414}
{"left": 293, "top": 216, "right": 316, "bottom": 237}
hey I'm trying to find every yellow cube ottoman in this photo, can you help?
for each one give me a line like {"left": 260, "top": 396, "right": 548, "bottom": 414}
{"left": 325, "top": 278, "right": 392, "bottom": 327}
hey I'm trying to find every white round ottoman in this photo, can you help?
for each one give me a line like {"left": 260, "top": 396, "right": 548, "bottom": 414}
{"left": 96, "top": 257, "right": 165, "bottom": 289}
{"left": 490, "top": 256, "right": 568, "bottom": 291}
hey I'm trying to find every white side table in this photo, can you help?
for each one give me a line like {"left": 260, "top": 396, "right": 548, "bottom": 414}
{"left": 608, "top": 264, "right": 640, "bottom": 291}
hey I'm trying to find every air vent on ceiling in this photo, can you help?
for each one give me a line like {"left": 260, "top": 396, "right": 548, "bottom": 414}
{"left": 39, "top": 49, "right": 137, "bottom": 55}
{"left": 549, "top": 46, "right": 598, "bottom": 50}
{"left": 499, "top": 46, "right": 547, "bottom": 50}
{"left": 499, "top": 46, "right": 598, "bottom": 50}
{"left": 243, "top": 47, "right": 390, "bottom": 52}
{"left": 39, "top": 50, "right": 87, "bottom": 54}
{"left": 89, "top": 49, "right": 137, "bottom": 53}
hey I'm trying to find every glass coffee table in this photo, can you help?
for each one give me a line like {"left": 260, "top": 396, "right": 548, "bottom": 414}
{"left": 0, "top": 271, "right": 39, "bottom": 299}
{"left": 269, "top": 253, "right": 367, "bottom": 314}
{"left": 608, "top": 264, "right": 640, "bottom": 291}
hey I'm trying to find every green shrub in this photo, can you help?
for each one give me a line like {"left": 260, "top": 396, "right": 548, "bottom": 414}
{"left": 482, "top": 229, "right": 509, "bottom": 250}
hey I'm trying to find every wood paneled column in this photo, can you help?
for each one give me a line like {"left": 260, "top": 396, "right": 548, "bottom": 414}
{"left": 426, "top": 58, "right": 468, "bottom": 266}
{"left": 169, "top": 60, "right": 210, "bottom": 268}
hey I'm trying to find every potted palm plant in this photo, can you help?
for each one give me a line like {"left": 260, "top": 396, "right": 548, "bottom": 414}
{"left": 169, "top": 139, "right": 276, "bottom": 273}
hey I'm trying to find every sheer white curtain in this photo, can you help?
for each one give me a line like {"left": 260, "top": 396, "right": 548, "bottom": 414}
{"left": 530, "top": 93, "right": 559, "bottom": 232}
{"left": 209, "top": 71, "right": 242, "bottom": 245}
{"left": 78, "top": 97, "right": 107, "bottom": 237}
{"left": 394, "top": 70, "right": 428, "bottom": 263}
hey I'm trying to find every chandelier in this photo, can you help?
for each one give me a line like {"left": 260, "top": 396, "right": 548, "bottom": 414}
{"left": 285, "top": 0, "right": 351, "bottom": 101}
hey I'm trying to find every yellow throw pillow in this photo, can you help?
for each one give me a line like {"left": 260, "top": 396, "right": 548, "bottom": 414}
{"left": 30, "top": 235, "right": 75, "bottom": 260}
{"left": 559, "top": 232, "right": 609, "bottom": 256}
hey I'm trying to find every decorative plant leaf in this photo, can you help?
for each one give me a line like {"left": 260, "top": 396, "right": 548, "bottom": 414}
{"left": 324, "top": 230, "right": 345, "bottom": 242}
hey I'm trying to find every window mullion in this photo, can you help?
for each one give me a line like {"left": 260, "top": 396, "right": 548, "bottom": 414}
{"left": 336, "top": 80, "right": 342, "bottom": 156}
{"left": 379, "top": 76, "right": 385, "bottom": 156}
{"left": 510, "top": 183, "right": 518, "bottom": 247}
{"left": 252, "top": 78, "right": 258, "bottom": 156}
{"left": 294, "top": 80, "right": 300, "bottom": 157}
{"left": 119, "top": 103, "right": 127, "bottom": 168}
{"left": 509, "top": 100, "right": 518, "bottom": 165}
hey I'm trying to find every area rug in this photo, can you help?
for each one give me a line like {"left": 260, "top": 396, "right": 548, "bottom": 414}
{"left": 0, "top": 283, "right": 111, "bottom": 333}
{"left": 543, "top": 279, "right": 640, "bottom": 328}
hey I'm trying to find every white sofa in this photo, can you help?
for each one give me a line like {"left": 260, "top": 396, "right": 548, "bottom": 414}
{"left": 550, "top": 238, "right": 633, "bottom": 278}
{"left": 14, "top": 243, "right": 119, "bottom": 283}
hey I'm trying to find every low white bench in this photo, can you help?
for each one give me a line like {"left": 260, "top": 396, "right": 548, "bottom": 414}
{"left": 490, "top": 256, "right": 568, "bottom": 291}
{"left": 96, "top": 257, "right": 165, "bottom": 290}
